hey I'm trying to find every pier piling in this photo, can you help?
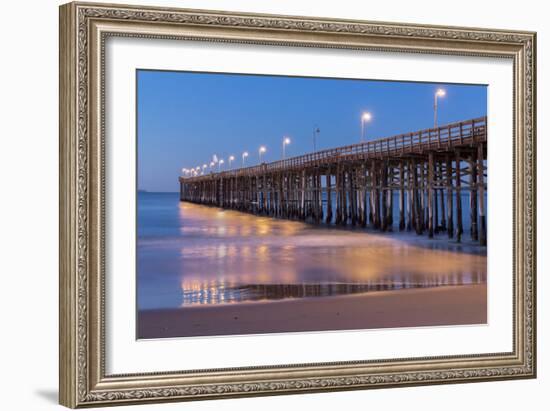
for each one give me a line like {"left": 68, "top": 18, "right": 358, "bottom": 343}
{"left": 180, "top": 117, "right": 487, "bottom": 245}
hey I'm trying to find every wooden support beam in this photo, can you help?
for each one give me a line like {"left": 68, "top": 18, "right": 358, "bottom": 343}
{"left": 313, "top": 171, "right": 318, "bottom": 223}
{"left": 422, "top": 162, "right": 428, "bottom": 231}
{"left": 354, "top": 167, "right": 361, "bottom": 227}
{"left": 265, "top": 176, "right": 269, "bottom": 215}
{"left": 306, "top": 174, "right": 312, "bottom": 220}
{"left": 388, "top": 166, "right": 393, "bottom": 231}
{"left": 446, "top": 155, "right": 454, "bottom": 238}
{"left": 341, "top": 168, "right": 348, "bottom": 226}
{"left": 434, "top": 164, "right": 439, "bottom": 233}
{"left": 406, "top": 161, "right": 413, "bottom": 231}
{"left": 455, "top": 151, "right": 463, "bottom": 242}
{"left": 350, "top": 167, "right": 357, "bottom": 226}
{"left": 438, "top": 161, "right": 446, "bottom": 230}
{"left": 300, "top": 170, "right": 305, "bottom": 220}
{"left": 368, "top": 164, "right": 374, "bottom": 226}
{"left": 388, "top": 188, "right": 393, "bottom": 231}
{"left": 399, "top": 161, "right": 405, "bottom": 231}
{"left": 417, "top": 160, "right": 427, "bottom": 232}
{"left": 428, "top": 152, "right": 434, "bottom": 238}
{"left": 362, "top": 165, "right": 368, "bottom": 228}
{"left": 285, "top": 172, "right": 292, "bottom": 218}
{"left": 317, "top": 171, "right": 323, "bottom": 223}
{"left": 381, "top": 163, "right": 387, "bottom": 231}
{"left": 371, "top": 161, "right": 380, "bottom": 229}
{"left": 469, "top": 154, "right": 479, "bottom": 241}
{"left": 477, "top": 144, "right": 487, "bottom": 246}
{"left": 359, "top": 165, "right": 366, "bottom": 228}
{"left": 335, "top": 164, "right": 342, "bottom": 224}
{"left": 326, "top": 170, "right": 332, "bottom": 224}
{"left": 413, "top": 160, "right": 422, "bottom": 235}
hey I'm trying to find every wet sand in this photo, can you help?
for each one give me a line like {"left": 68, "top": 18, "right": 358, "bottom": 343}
{"left": 138, "top": 284, "right": 487, "bottom": 339}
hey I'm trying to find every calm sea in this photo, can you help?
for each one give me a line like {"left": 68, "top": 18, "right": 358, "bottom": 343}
{"left": 137, "top": 192, "right": 486, "bottom": 310}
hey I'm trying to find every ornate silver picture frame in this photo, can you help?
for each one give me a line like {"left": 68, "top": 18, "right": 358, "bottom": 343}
{"left": 59, "top": 1, "right": 536, "bottom": 408}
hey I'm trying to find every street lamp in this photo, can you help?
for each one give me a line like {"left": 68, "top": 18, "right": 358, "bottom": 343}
{"left": 361, "top": 111, "right": 372, "bottom": 143}
{"left": 218, "top": 159, "right": 224, "bottom": 171}
{"left": 228, "top": 155, "right": 235, "bottom": 169}
{"left": 282, "top": 137, "right": 291, "bottom": 160}
{"left": 210, "top": 161, "right": 215, "bottom": 172}
{"left": 313, "top": 126, "right": 320, "bottom": 151}
{"left": 259, "top": 146, "right": 266, "bottom": 163}
{"left": 242, "top": 151, "right": 249, "bottom": 167}
{"left": 434, "top": 88, "right": 446, "bottom": 128}
{"left": 202, "top": 164, "right": 207, "bottom": 175}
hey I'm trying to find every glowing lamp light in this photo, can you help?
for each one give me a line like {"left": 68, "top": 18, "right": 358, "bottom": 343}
{"left": 282, "top": 137, "right": 291, "bottom": 159}
{"left": 362, "top": 112, "right": 372, "bottom": 122}
{"left": 258, "top": 146, "right": 267, "bottom": 163}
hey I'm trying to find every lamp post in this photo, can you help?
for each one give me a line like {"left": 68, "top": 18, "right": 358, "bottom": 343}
{"left": 202, "top": 164, "right": 207, "bottom": 175}
{"left": 210, "top": 161, "right": 215, "bottom": 172}
{"left": 312, "top": 126, "right": 320, "bottom": 151}
{"left": 259, "top": 146, "right": 266, "bottom": 163}
{"left": 228, "top": 155, "right": 235, "bottom": 169}
{"left": 434, "top": 88, "right": 446, "bottom": 128}
{"left": 361, "top": 111, "right": 372, "bottom": 143}
{"left": 242, "top": 151, "right": 248, "bottom": 167}
{"left": 218, "top": 159, "right": 224, "bottom": 171}
{"left": 282, "top": 137, "right": 291, "bottom": 160}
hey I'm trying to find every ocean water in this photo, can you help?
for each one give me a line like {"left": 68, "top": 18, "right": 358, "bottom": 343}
{"left": 137, "top": 192, "right": 486, "bottom": 310}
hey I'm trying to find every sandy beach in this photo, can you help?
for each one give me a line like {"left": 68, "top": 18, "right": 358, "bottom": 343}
{"left": 138, "top": 283, "right": 486, "bottom": 339}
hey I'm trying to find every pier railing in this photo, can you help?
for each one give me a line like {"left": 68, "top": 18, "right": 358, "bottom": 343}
{"left": 182, "top": 116, "right": 486, "bottom": 181}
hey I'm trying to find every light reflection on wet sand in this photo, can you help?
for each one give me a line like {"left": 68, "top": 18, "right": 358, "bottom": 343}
{"left": 137, "top": 195, "right": 486, "bottom": 310}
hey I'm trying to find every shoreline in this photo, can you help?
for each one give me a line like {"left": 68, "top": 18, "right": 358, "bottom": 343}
{"left": 187, "top": 198, "right": 487, "bottom": 255}
{"left": 142, "top": 194, "right": 487, "bottom": 255}
{"left": 138, "top": 284, "right": 487, "bottom": 339}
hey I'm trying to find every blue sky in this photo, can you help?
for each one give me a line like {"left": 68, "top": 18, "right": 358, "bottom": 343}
{"left": 137, "top": 70, "right": 486, "bottom": 192}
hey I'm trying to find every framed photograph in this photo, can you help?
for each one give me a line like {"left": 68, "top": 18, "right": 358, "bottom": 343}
{"left": 59, "top": 2, "right": 537, "bottom": 408}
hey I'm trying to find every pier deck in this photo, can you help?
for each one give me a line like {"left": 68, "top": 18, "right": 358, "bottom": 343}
{"left": 179, "top": 116, "right": 487, "bottom": 244}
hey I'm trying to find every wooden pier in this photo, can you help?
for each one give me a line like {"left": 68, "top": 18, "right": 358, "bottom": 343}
{"left": 180, "top": 117, "right": 487, "bottom": 245}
